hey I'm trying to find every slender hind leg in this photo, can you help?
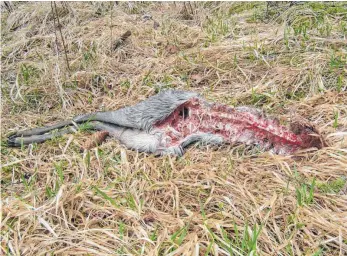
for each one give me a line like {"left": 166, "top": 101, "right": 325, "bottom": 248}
{"left": 7, "top": 121, "right": 113, "bottom": 147}
{"left": 8, "top": 112, "right": 99, "bottom": 138}
{"left": 8, "top": 120, "right": 165, "bottom": 156}
{"left": 157, "top": 133, "right": 225, "bottom": 157}
{"left": 7, "top": 120, "right": 96, "bottom": 147}
{"left": 92, "top": 122, "right": 163, "bottom": 154}
{"left": 90, "top": 122, "right": 180, "bottom": 155}
{"left": 180, "top": 133, "right": 224, "bottom": 148}
{"left": 7, "top": 127, "right": 75, "bottom": 147}
{"left": 10, "top": 120, "right": 73, "bottom": 137}
{"left": 7, "top": 120, "right": 115, "bottom": 148}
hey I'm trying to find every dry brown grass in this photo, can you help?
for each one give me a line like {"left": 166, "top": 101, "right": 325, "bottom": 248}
{"left": 1, "top": 2, "right": 347, "bottom": 255}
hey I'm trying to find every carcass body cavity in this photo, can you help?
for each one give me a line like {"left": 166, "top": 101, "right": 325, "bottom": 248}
{"left": 153, "top": 97, "right": 323, "bottom": 155}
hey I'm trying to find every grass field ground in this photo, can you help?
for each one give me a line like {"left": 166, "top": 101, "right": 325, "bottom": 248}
{"left": 1, "top": 2, "right": 347, "bottom": 255}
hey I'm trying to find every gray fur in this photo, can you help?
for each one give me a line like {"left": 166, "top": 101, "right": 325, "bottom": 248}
{"left": 74, "top": 90, "right": 198, "bottom": 132}
{"left": 90, "top": 121, "right": 163, "bottom": 154}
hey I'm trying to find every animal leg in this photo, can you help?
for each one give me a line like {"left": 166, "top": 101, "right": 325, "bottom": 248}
{"left": 89, "top": 121, "right": 164, "bottom": 155}
{"left": 9, "top": 120, "right": 73, "bottom": 137}
{"left": 180, "top": 133, "right": 224, "bottom": 149}
{"left": 7, "top": 120, "right": 165, "bottom": 155}
{"left": 156, "top": 133, "right": 225, "bottom": 157}
{"left": 7, "top": 121, "right": 121, "bottom": 148}
{"left": 154, "top": 145, "right": 184, "bottom": 157}
{"left": 8, "top": 113, "right": 100, "bottom": 139}
{"left": 90, "top": 122, "right": 191, "bottom": 156}
{"left": 7, "top": 120, "right": 110, "bottom": 147}
{"left": 7, "top": 127, "right": 74, "bottom": 147}
{"left": 87, "top": 121, "right": 126, "bottom": 137}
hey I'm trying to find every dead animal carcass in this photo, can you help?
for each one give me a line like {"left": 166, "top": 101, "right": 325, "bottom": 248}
{"left": 8, "top": 90, "right": 325, "bottom": 156}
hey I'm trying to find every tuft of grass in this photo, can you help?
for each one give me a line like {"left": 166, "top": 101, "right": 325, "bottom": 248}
{"left": 329, "top": 52, "right": 346, "bottom": 70}
{"left": 312, "top": 247, "right": 324, "bottom": 256}
{"left": 219, "top": 222, "right": 263, "bottom": 255}
{"left": 171, "top": 223, "right": 189, "bottom": 246}
{"left": 54, "top": 161, "right": 67, "bottom": 185}
{"left": 78, "top": 121, "right": 94, "bottom": 132}
{"left": 92, "top": 186, "right": 119, "bottom": 208}
{"left": 333, "top": 110, "right": 339, "bottom": 129}
{"left": 19, "top": 63, "right": 40, "bottom": 86}
{"left": 296, "top": 178, "right": 316, "bottom": 207}
{"left": 251, "top": 88, "right": 273, "bottom": 106}
{"left": 336, "top": 75, "right": 343, "bottom": 92}
{"left": 203, "top": 11, "right": 232, "bottom": 45}
{"left": 228, "top": 2, "right": 261, "bottom": 15}
{"left": 82, "top": 44, "right": 97, "bottom": 68}
{"left": 317, "top": 177, "right": 346, "bottom": 194}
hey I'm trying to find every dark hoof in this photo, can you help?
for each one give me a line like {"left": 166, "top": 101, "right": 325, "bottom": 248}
{"left": 7, "top": 135, "right": 18, "bottom": 147}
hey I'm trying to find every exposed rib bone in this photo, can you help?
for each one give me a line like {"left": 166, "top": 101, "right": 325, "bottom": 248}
{"left": 152, "top": 96, "right": 325, "bottom": 155}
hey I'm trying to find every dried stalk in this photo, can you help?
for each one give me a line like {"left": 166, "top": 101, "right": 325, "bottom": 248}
{"left": 110, "top": 2, "right": 113, "bottom": 53}
{"left": 52, "top": 1, "right": 71, "bottom": 73}
{"left": 50, "top": 1, "right": 60, "bottom": 51}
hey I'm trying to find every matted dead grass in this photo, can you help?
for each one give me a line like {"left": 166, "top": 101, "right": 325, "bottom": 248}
{"left": 1, "top": 2, "right": 347, "bottom": 255}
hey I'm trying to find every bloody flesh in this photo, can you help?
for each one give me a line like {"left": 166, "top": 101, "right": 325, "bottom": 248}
{"left": 154, "top": 98, "right": 322, "bottom": 154}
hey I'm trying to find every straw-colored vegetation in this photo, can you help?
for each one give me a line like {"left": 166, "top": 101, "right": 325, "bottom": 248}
{"left": 1, "top": 2, "right": 347, "bottom": 255}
